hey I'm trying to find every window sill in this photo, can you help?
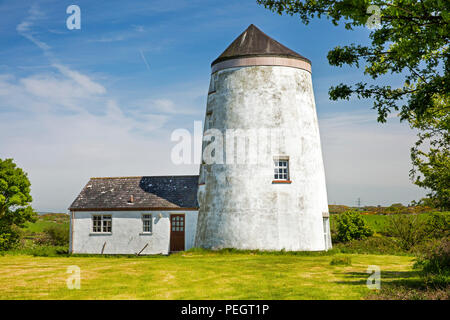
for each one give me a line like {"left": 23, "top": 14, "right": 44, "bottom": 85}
{"left": 272, "top": 180, "right": 292, "bottom": 184}
{"left": 89, "top": 232, "right": 112, "bottom": 236}
{"left": 139, "top": 232, "right": 153, "bottom": 236}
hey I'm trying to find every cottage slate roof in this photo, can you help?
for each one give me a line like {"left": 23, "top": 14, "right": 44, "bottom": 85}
{"left": 211, "top": 24, "right": 310, "bottom": 66}
{"left": 69, "top": 175, "right": 199, "bottom": 211}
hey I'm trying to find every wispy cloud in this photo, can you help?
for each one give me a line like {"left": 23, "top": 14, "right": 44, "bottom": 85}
{"left": 3, "top": 4, "right": 200, "bottom": 211}
{"left": 16, "top": 4, "right": 51, "bottom": 52}
{"left": 140, "top": 50, "right": 151, "bottom": 71}
{"left": 87, "top": 35, "right": 127, "bottom": 43}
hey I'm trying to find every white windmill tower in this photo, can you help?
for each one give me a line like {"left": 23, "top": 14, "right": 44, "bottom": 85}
{"left": 195, "top": 25, "right": 331, "bottom": 251}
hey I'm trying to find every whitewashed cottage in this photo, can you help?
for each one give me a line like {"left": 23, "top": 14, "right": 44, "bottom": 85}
{"left": 69, "top": 176, "right": 199, "bottom": 254}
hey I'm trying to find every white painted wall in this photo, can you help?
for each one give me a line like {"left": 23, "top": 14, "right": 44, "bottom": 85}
{"left": 71, "top": 210, "right": 198, "bottom": 255}
{"left": 196, "top": 65, "right": 330, "bottom": 251}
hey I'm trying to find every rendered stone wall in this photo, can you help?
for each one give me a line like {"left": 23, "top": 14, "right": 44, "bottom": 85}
{"left": 195, "top": 65, "right": 330, "bottom": 251}
{"left": 71, "top": 210, "right": 198, "bottom": 255}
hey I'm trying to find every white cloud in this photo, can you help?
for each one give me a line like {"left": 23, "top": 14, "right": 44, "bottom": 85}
{"left": 0, "top": 68, "right": 197, "bottom": 212}
{"left": 16, "top": 4, "right": 51, "bottom": 52}
{"left": 53, "top": 64, "right": 106, "bottom": 95}
{"left": 87, "top": 35, "right": 127, "bottom": 43}
{"left": 4, "top": 7, "right": 200, "bottom": 212}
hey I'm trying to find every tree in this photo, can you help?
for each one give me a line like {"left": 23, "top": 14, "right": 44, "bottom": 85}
{"left": 0, "top": 158, "right": 36, "bottom": 250}
{"left": 386, "top": 214, "right": 427, "bottom": 250}
{"left": 424, "top": 212, "right": 450, "bottom": 239}
{"left": 257, "top": 0, "right": 449, "bottom": 208}
{"left": 335, "top": 210, "right": 374, "bottom": 242}
{"left": 409, "top": 101, "right": 450, "bottom": 209}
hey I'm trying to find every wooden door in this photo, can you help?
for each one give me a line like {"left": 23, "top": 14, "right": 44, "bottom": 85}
{"left": 170, "top": 214, "right": 185, "bottom": 252}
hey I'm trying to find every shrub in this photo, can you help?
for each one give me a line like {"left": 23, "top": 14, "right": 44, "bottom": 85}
{"left": 425, "top": 212, "right": 450, "bottom": 239}
{"left": 33, "top": 232, "right": 53, "bottom": 246}
{"left": 414, "top": 237, "right": 450, "bottom": 287}
{"left": 333, "top": 236, "right": 405, "bottom": 255}
{"left": 0, "top": 224, "right": 22, "bottom": 251}
{"left": 43, "top": 224, "right": 69, "bottom": 246}
{"left": 330, "top": 256, "right": 352, "bottom": 266}
{"left": 334, "top": 211, "right": 374, "bottom": 243}
{"left": 31, "top": 246, "right": 68, "bottom": 257}
{"left": 386, "top": 214, "right": 427, "bottom": 250}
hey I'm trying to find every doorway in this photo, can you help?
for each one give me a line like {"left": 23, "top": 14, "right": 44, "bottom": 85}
{"left": 170, "top": 214, "right": 185, "bottom": 252}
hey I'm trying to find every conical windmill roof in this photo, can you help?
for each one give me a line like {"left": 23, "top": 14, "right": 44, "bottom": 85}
{"left": 211, "top": 24, "right": 310, "bottom": 66}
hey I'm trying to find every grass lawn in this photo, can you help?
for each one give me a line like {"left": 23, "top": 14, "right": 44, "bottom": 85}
{"left": 0, "top": 251, "right": 417, "bottom": 300}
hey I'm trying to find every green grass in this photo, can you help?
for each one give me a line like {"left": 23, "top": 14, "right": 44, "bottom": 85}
{"left": 23, "top": 213, "right": 69, "bottom": 234}
{"left": 330, "top": 212, "right": 440, "bottom": 234}
{"left": 0, "top": 251, "right": 417, "bottom": 300}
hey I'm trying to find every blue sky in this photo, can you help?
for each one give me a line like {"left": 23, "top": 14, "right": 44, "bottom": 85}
{"left": 0, "top": 0, "right": 426, "bottom": 211}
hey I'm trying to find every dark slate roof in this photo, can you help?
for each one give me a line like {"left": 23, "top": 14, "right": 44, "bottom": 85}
{"left": 212, "top": 24, "right": 310, "bottom": 66}
{"left": 69, "top": 176, "right": 199, "bottom": 211}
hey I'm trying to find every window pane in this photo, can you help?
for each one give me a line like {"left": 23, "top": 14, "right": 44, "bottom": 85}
{"left": 274, "top": 159, "right": 289, "bottom": 180}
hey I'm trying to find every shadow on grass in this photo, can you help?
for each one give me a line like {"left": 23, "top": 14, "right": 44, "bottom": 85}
{"left": 335, "top": 269, "right": 449, "bottom": 299}
{"left": 335, "top": 270, "right": 423, "bottom": 288}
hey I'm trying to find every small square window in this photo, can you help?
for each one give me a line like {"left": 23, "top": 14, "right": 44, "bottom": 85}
{"left": 274, "top": 159, "right": 289, "bottom": 180}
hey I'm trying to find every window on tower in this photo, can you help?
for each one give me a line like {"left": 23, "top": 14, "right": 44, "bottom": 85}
{"left": 208, "top": 73, "right": 217, "bottom": 94}
{"left": 273, "top": 158, "right": 289, "bottom": 181}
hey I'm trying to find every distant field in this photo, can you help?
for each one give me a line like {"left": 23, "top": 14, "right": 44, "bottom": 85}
{"left": 330, "top": 212, "right": 438, "bottom": 234}
{"left": 23, "top": 213, "right": 69, "bottom": 234}
{"left": 0, "top": 251, "right": 416, "bottom": 300}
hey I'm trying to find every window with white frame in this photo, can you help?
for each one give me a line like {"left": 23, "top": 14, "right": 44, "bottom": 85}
{"left": 142, "top": 214, "right": 152, "bottom": 233}
{"left": 274, "top": 159, "right": 289, "bottom": 180}
{"left": 92, "top": 215, "right": 112, "bottom": 233}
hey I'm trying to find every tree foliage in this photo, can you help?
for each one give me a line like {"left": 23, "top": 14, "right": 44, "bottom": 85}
{"left": 409, "top": 101, "right": 449, "bottom": 209}
{"left": 257, "top": 0, "right": 449, "bottom": 208}
{"left": 0, "top": 158, "right": 36, "bottom": 250}
{"left": 335, "top": 210, "right": 374, "bottom": 242}
{"left": 386, "top": 214, "right": 427, "bottom": 250}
